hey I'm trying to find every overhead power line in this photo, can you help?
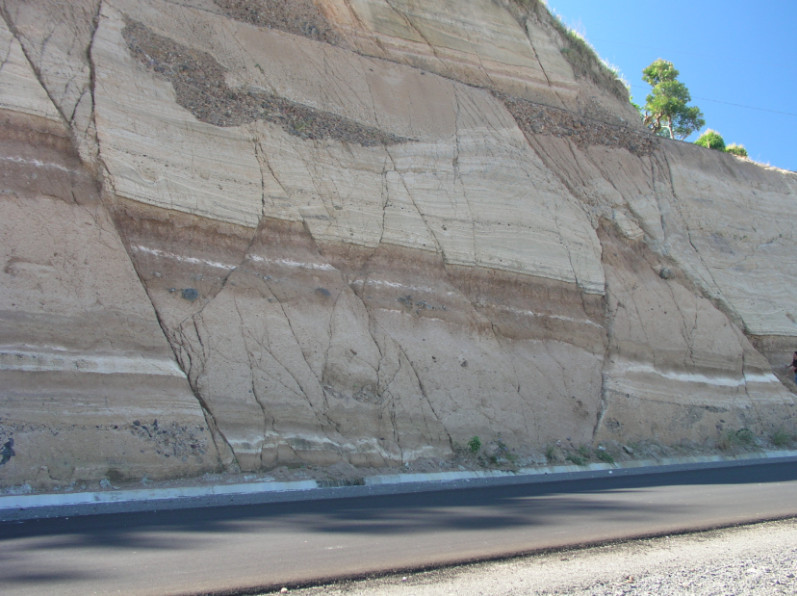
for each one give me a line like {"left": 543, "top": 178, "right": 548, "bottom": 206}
{"left": 627, "top": 85, "right": 797, "bottom": 118}
{"left": 690, "top": 97, "right": 797, "bottom": 118}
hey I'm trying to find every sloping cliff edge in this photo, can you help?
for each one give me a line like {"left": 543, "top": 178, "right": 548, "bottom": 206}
{"left": 1, "top": 0, "right": 795, "bottom": 490}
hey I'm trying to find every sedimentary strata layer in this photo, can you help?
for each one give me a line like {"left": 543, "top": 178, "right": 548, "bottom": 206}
{"left": 0, "top": 0, "right": 794, "bottom": 488}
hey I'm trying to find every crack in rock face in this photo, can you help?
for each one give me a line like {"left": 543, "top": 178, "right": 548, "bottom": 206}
{"left": 122, "top": 19, "right": 410, "bottom": 146}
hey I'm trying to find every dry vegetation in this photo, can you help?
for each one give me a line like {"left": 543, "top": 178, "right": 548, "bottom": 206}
{"left": 509, "top": 0, "right": 630, "bottom": 101}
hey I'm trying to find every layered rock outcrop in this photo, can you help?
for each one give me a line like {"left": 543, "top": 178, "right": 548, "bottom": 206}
{"left": 1, "top": 0, "right": 795, "bottom": 488}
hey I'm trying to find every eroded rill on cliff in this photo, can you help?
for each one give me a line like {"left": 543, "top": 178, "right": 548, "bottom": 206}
{"left": 1, "top": 0, "right": 795, "bottom": 488}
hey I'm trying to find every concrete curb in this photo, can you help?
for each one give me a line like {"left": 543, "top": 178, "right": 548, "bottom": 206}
{"left": 2, "top": 450, "right": 796, "bottom": 522}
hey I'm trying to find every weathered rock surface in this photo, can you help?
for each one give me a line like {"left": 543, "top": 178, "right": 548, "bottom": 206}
{"left": 0, "top": 7, "right": 228, "bottom": 487}
{"left": 0, "top": 0, "right": 794, "bottom": 488}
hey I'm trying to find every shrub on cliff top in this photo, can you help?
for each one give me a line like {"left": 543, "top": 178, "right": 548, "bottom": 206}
{"left": 726, "top": 143, "right": 749, "bottom": 157}
{"left": 695, "top": 129, "right": 726, "bottom": 151}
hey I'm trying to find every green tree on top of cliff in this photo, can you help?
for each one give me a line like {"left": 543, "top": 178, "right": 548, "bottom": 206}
{"left": 695, "top": 129, "right": 726, "bottom": 151}
{"left": 642, "top": 59, "right": 704, "bottom": 139}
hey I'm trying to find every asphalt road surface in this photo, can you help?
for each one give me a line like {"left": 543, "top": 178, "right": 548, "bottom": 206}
{"left": 2, "top": 461, "right": 797, "bottom": 596}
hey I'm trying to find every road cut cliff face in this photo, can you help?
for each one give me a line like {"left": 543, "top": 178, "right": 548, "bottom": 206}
{"left": 1, "top": 0, "right": 795, "bottom": 488}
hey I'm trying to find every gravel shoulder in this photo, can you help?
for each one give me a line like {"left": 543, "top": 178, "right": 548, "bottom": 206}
{"left": 272, "top": 518, "right": 797, "bottom": 595}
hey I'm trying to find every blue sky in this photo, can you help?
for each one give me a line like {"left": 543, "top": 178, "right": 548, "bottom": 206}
{"left": 547, "top": 0, "right": 797, "bottom": 172}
